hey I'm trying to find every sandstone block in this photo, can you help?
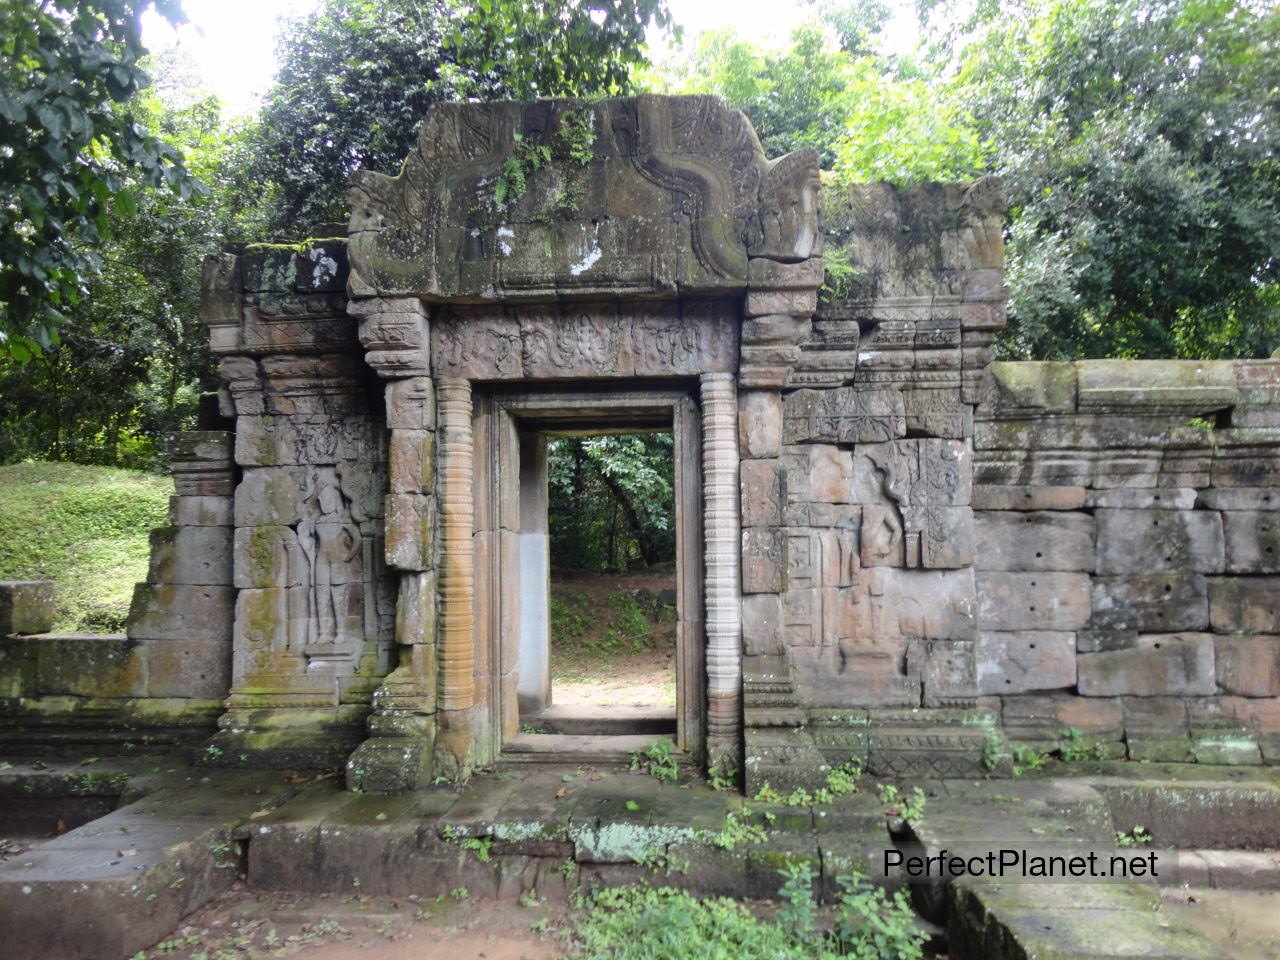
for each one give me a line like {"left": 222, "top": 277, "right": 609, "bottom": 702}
{"left": 0, "top": 580, "right": 54, "bottom": 635}
{"left": 35, "top": 634, "right": 145, "bottom": 697}
{"left": 388, "top": 429, "right": 435, "bottom": 494}
{"left": 168, "top": 495, "right": 232, "bottom": 527}
{"left": 740, "top": 459, "right": 782, "bottom": 527}
{"left": 976, "top": 631, "right": 1076, "bottom": 694}
{"left": 234, "top": 467, "right": 307, "bottom": 527}
{"left": 782, "top": 387, "right": 905, "bottom": 444}
{"left": 976, "top": 572, "right": 1091, "bottom": 631}
{"left": 743, "top": 528, "right": 784, "bottom": 594}
{"left": 1209, "top": 577, "right": 1280, "bottom": 634}
{"left": 974, "top": 511, "right": 1094, "bottom": 572}
{"left": 1084, "top": 488, "right": 1197, "bottom": 510}
{"left": 142, "top": 638, "right": 231, "bottom": 699}
{"left": 971, "top": 485, "right": 1087, "bottom": 511}
{"left": 1095, "top": 509, "right": 1224, "bottom": 575}
{"left": 739, "top": 390, "right": 782, "bottom": 458}
{"left": 385, "top": 376, "right": 435, "bottom": 430}
{"left": 857, "top": 567, "right": 978, "bottom": 642}
{"left": 1122, "top": 696, "right": 1192, "bottom": 761}
{"left": 808, "top": 445, "right": 854, "bottom": 503}
{"left": 1077, "top": 633, "right": 1217, "bottom": 696}
{"left": 233, "top": 525, "right": 307, "bottom": 589}
{"left": 1091, "top": 573, "right": 1208, "bottom": 631}
{"left": 395, "top": 571, "right": 437, "bottom": 646}
{"left": 861, "top": 505, "right": 903, "bottom": 567}
{"left": 384, "top": 493, "right": 435, "bottom": 571}
{"left": 1223, "top": 511, "right": 1280, "bottom": 573}
{"left": 1076, "top": 359, "right": 1238, "bottom": 409}
{"left": 126, "top": 584, "right": 234, "bottom": 642}
{"left": 1075, "top": 629, "right": 1139, "bottom": 653}
{"left": 1001, "top": 693, "right": 1123, "bottom": 741}
{"left": 1197, "top": 488, "right": 1280, "bottom": 511}
{"left": 1215, "top": 635, "right": 1280, "bottom": 697}
{"left": 920, "top": 638, "right": 978, "bottom": 707}
{"left": 147, "top": 526, "right": 233, "bottom": 586}
{"left": 742, "top": 594, "right": 784, "bottom": 656}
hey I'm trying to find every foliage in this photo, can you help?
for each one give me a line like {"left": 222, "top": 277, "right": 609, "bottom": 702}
{"left": 645, "top": 15, "right": 984, "bottom": 183}
{"left": 0, "top": 460, "right": 170, "bottom": 631}
{"left": 710, "top": 808, "right": 771, "bottom": 851}
{"left": 943, "top": 0, "right": 1280, "bottom": 360}
{"left": 876, "top": 783, "right": 927, "bottom": 821}
{"left": 1058, "top": 726, "right": 1110, "bottom": 762}
{"left": 572, "top": 867, "right": 925, "bottom": 960}
{"left": 255, "top": 0, "right": 671, "bottom": 227}
{"left": 754, "top": 758, "right": 864, "bottom": 807}
{"left": 548, "top": 434, "right": 675, "bottom": 572}
{"left": 0, "top": 0, "right": 198, "bottom": 356}
{"left": 0, "top": 51, "right": 270, "bottom": 468}
{"left": 630, "top": 737, "right": 678, "bottom": 782}
{"left": 1115, "top": 825, "right": 1153, "bottom": 847}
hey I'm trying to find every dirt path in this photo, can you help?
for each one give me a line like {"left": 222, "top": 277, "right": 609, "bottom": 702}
{"left": 141, "top": 886, "right": 566, "bottom": 960}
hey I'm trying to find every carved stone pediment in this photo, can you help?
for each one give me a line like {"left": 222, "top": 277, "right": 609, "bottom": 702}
{"left": 347, "top": 97, "right": 821, "bottom": 301}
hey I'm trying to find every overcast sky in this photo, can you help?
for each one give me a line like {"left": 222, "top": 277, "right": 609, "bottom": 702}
{"left": 141, "top": 0, "right": 917, "bottom": 115}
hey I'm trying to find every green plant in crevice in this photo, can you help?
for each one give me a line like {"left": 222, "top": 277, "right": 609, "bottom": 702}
{"left": 876, "top": 783, "right": 926, "bottom": 821}
{"left": 1116, "top": 825, "right": 1153, "bottom": 847}
{"left": 1058, "top": 726, "right": 1110, "bottom": 762}
{"left": 1011, "top": 745, "right": 1050, "bottom": 776}
{"left": 709, "top": 808, "right": 771, "bottom": 851}
{"left": 494, "top": 132, "right": 553, "bottom": 208}
{"left": 630, "top": 737, "right": 678, "bottom": 782}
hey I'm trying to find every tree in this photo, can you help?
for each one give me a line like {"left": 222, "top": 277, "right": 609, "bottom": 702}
{"left": 548, "top": 434, "right": 675, "bottom": 572}
{"left": 0, "top": 53, "right": 268, "bottom": 467}
{"left": 644, "top": 12, "right": 984, "bottom": 183}
{"left": 0, "top": 0, "right": 197, "bottom": 357}
{"left": 945, "top": 0, "right": 1280, "bottom": 359}
{"left": 254, "top": 0, "right": 674, "bottom": 229}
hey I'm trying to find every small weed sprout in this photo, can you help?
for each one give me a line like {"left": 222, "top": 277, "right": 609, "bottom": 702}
{"left": 630, "top": 738, "right": 678, "bottom": 782}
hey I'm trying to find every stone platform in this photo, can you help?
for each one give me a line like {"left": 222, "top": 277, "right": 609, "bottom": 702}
{"left": 3, "top": 753, "right": 1280, "bottom": 958}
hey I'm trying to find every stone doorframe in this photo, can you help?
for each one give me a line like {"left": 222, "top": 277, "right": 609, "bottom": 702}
{"left": 470, "top": 385, "right": 715, "bottom": 764}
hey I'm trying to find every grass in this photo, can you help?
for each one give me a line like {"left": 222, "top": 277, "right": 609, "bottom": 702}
{"left": 0, "top": 461, "right": 171, "bottom": 632}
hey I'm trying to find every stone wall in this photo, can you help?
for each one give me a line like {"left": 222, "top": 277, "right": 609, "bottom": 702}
{"left": 3, "top": 95, "right": 1278, "bottom": 789}
{"left": 974, "top": 359, "right": 1280, "bottom": 765}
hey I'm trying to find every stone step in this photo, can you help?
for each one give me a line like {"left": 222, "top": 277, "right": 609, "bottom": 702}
{"left": 524, "top": 705, "right": 677, "bottom": 737}
{"left": 498, "top": 733, "right": 661, "bottom": 764}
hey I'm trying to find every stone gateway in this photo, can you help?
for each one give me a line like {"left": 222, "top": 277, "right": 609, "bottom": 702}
{"left": 5, "top": 95, "right": 1279, "bottom": 790}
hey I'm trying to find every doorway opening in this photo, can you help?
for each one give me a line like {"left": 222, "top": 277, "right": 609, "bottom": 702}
{"left": 476, "top": 388, "right": 704, "bottom": 765}
{"left": 530, "top": 431, "right": 678, "bottom": 737}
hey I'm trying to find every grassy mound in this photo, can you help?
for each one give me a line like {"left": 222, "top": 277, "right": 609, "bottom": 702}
{"left": 0, "top": 461, "right": 171, "bottom": 632}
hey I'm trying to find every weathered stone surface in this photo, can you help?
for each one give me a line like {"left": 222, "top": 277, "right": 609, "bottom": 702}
{"left": 984, "top": 361, "right": 1078, "bottom": 413}
{"left": 388, "top": 429, "right": 435, "bottom": 494}
{"left": 1215, "top": 635, "right": 1280, "bottom": 697}
{"left": 384, "top": 376, "right": 434, "bottom": 430}
{"left": 971, "top": 485, "right": 1087, "bottom": 511}
{"left": 1077, "top": 633, "right": 1217, "bottom": 697}
{"left": 1001, "top": 692, "right": 1123, "bottom": 742}
{"left": 742, "top": 594, "right": 784, "bottom": 656}
{"left": 1122, "top": 696, "right": 1192, "bottom": 761}
{"left": 976, "top": 631, "right": 1076, "bottom": 694}
{"left": 1092, "top": 573, "right": 1209, "bottom": 632}
{"left": 1198, "top": 487, "right": 1280, "bottom": 511}
{"left": 0, "top": 580, "right": 55, "bottom": 635}
{"left": 782, "top": 388, "right": 905, "bottom": 444}
{"left": 384, "top": 493, "right": 435, "bottom": 571}
{"left": 1094, "top": 509, "right": 1224, "bottom": 575}
{"left": 1084, "top": 488, "right": 1197, "bottom": 510}
{"left": 147, "top": 526, "right": 233, "bottom": 586}
{"left": 1222, "top": 511, "right": 1280, "bottom": 573}
{"left": 976, "top": 572, "right": 1091, "bottom": 631}
{"left": 742, "top": 528, "right": 784, "bottom": 594}
{"left": 395, "top": 571, "right": 437, "bottom": 647}
{"left": 974, "top": 511, "right": 1094, "bottom": 572}
{"left": 920, "top": 639, "right": 978, "bottom": 707}
{"left": 739, "top": 390, "right": 783, "bottom": 458}
{"left": 800, "top": 445, "right": 854, "bottom": 504}
{"left": 168, "top": 495, "right": 232, "bottom": 527}
{"left": 126, "top": 584, "right": 235, "bottom": 642}
{"left": 233, "top": 525, "right": 306, "bottom": 589}
{"left": 1077, "top": 359, "right": 1238, "bottom": 410}
{"left": 740, "top": 460, "right": 782, "bottom": 528}
{"left": 141, "top": 638, "right": 231, "bottom": 699}
{"left": 1209, "top": 577, "right": 1280, "bottom": 634}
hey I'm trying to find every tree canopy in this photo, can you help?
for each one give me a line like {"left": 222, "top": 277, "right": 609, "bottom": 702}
{"left": 254, "top": 0, "right": 674, "bottom": 228}
{"left": 0, "top": 0, "right": 198, "bottom": 357}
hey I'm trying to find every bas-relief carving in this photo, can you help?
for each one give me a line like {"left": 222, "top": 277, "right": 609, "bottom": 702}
{"left": 782, "top": 388, "right": 905, "bottom": 444}
{"left": 347, "top": 97, "right": 821, "bottom": 299}
{"left": 431, "top": 303, "right": 738, "bottom": 380}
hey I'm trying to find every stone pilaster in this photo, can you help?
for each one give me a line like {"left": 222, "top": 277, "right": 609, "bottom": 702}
{"left": 347, "top": 298, "right": 439, "bottom": 791}
{"left": 701, "top": 373, "right": 743, "bottom": 774}
{"left": 434, "top": 378, "right": 475, "bottom": 777}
